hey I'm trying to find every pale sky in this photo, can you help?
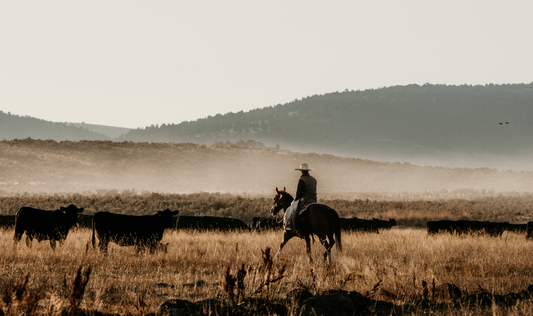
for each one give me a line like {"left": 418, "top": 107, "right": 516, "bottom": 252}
{"left": 1, "top": 1, "right": 532, "bottom": 128}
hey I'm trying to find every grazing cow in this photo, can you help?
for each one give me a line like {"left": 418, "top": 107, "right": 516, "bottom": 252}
{"left": 176, "top": 216, "right": 250, "bottom": 231}
{"left": 505, "top": 223, "right": 527, "bottom": 234}
{"left": 427, "top": 220, "right": 513, "bottom": 237}
{"left": 14, "top": 204, "right": 85, "bottom": 249}
{"left": 92, "top": 209, "right": 179, "bottom": 254}
{"left": 251, "top": 217, "right": 283, "bottom": 231}
{"left": 339, "top": 217, "right": 379, "bottom": 233}
{"left": 372, "top": 218, "right": 398, "bottom": 230}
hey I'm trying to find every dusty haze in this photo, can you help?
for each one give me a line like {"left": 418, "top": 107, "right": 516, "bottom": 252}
{"left": 1, "top": 139, "right": 532, "bottom": 198}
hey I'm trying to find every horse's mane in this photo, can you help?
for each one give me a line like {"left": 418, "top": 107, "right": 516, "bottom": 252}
{"left": 280, "top": 191, "right": 294, "bottom": 203}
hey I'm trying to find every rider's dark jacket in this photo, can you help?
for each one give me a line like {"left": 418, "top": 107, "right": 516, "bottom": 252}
{"left": 295, "top": 172, "right": 317, "bottom": 205}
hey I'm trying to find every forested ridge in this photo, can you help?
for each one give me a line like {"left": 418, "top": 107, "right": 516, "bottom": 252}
{"left": 2, "top": 83, "right": 533, "bottom": 169}
{"left": 122, "top": 83, "right": 532, "bottom": 145}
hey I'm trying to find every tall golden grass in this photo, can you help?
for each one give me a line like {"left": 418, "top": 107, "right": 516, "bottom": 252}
{"left": 2, "top": 227, "right": 533, "bottom": 315}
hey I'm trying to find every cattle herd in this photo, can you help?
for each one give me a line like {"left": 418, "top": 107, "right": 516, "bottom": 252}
{"left": 3, "top": 204, "right": 533, "bottom": 252}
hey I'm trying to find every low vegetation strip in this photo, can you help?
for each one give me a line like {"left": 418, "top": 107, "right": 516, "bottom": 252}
{"left": 1, "top": 191, "right": 533, "bottom": 227}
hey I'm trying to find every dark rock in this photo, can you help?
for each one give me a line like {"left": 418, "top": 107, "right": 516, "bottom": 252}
{"left": 286, "top": 288, "right": 313, "bottom": 304}
{"left": 516, "top": 289, "right": 531, "bottom": 300}
{"left": 459, "top": 292, "right": 493, "bottom": 308}
{"left": 239, "top": 297, "right": 288, "bottom": 316}
{"left": 348, "top": 291, "right": 371, "bottom": 307}
{"left": 299, "top": 293, "right": 371, "bottom": 316}
{"left": 491, "top": 294, "right": 510, "bottom": 306}
{"left": 459, "top": 291, "right": 515, "bottom": 309}
{"left": 156, "top": 299, "right": 198, "bottom": 316}
{"left": 266, "top": 302, "right": 288, "bottom": 316}
{"left": 73, "top": 310, "right": 121, "bottom": 316}
{"left": 411, "top": 298, "right": 432, "bottom": 310}
{"left": 194, "top": 297, "right": 227, "bottom": 316}
{"left": 183, "top": 280, "right": 206, "bottom": 288}
{"left": 434, "top": 302, "right": 454, "bottom": 312}
{"left": 154, "top": 283, "right": 174, "bottom": 288}
{"left": 368, "top": 300, "right": 395, "bottom": 316}
{"left": 435, "top": 283, "right": 462, "bottom": 301}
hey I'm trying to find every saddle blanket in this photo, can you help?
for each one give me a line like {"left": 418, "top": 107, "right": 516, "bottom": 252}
{"left": 283, "top": 200, "right": 320, "bottom": 232}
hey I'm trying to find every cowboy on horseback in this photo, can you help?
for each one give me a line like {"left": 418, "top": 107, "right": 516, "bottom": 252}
{"left": 270, "top": 169, "right": 342, "bottom": 261}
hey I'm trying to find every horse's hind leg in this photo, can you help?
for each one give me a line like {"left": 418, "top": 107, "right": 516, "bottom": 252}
{"left": 320, "top": 233, "right": 335, "bottom": 262}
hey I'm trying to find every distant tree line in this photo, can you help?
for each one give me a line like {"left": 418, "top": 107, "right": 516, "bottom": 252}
{"left": 119, "top": 83, "right": 533, "bottom": 160}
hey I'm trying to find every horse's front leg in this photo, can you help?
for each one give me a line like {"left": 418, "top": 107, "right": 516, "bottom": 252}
{"left": 305, "top": 235, "right": 313, "bottom": 262}
{"left": 275, "top": 231, "right": 294, "bottom": 259}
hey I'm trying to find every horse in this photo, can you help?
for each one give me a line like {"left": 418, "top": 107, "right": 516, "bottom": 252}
{"left": 270, "top": 187, "right": 342, "bottom": 262}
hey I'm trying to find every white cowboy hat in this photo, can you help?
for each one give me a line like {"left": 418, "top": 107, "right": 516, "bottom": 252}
{"left": 295, "top": 163, "right": 313, "bottom": 171}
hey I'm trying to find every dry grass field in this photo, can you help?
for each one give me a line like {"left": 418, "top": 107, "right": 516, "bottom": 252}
{"left": 2, "top": 227, "right": 533, "bottom": 315}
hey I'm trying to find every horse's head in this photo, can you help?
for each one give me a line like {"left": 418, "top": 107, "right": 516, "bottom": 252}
{"left": 270, "top": 187, "right": 294, "bottom": 216}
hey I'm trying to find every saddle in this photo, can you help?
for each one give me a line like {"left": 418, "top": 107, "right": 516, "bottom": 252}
{"left": 284, "top": 199, "right": 320, "bottom": 236}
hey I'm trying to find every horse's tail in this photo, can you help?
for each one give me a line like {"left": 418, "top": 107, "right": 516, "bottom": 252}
{"left": 331, "top": 208, "right": 342, "bottom": 252}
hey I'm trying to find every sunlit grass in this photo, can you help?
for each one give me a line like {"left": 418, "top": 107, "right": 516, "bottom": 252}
{"left": 2, "top": 228, "right": 533, "bottom": 314}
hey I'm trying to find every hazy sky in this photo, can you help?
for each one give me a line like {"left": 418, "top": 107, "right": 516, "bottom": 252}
{"left": 1, "top": 1, "right": 532, "bottom": 128}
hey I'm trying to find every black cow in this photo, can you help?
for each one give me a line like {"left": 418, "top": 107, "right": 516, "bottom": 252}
{"left": 427, "top": 220, "right": 510, "bottom": 237}
{"left": 176, "top": 216, "right": 250, "bottom": 231}
{"left": 251, "top": 217, "right": 283, "bottom": 231}
{"left": 339, "top": 217, "right": 379, "bottom": 233}
{"left": 526, "top": 222, "right": 533, "bottom": 239}
{"left": 92, "top": 209, "right": 179, "bottom": 254}
{"left": 506, "top": 223, "right": 527, "bottom": 234}
{"left": 372, "top": 218, "right": 398, "bottom": 230}
{"left": 14, "top": 204, "right": 84, "bottom": 249}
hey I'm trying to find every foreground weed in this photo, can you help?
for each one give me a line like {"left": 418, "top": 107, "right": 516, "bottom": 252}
{"left": 69, "top": 265, "right": 92, "bottom": 315}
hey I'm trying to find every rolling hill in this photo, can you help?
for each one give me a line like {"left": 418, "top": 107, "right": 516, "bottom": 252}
{"left": 120, "top": 83, "right": 533, "bottom": 170}
{"left": 0, "top": 111, "right": 111, "bottom": 141}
